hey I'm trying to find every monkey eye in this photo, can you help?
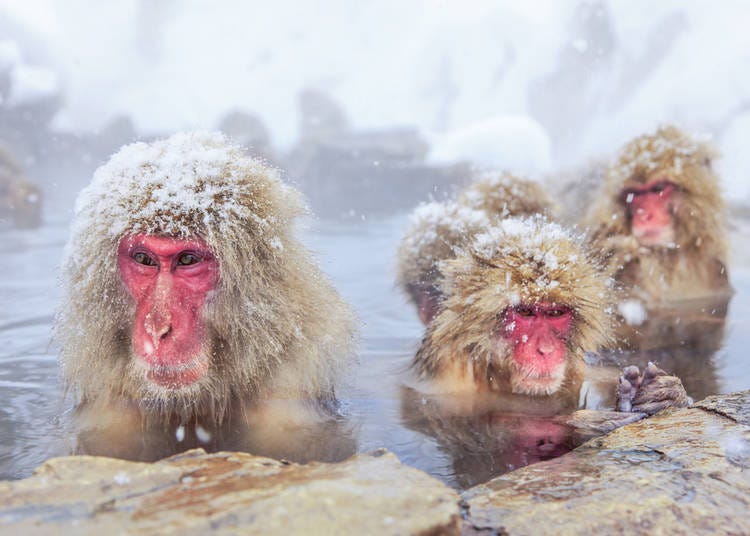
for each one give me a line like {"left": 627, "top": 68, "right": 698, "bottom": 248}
{"left": 177, "top": 253, "right": 202, "bottom": 266}
{"left": 515, "top": 306, "right": 535, "bottom": 317}
{"left": 545, "top": 307, "right": 568, "bottom": 318}
{"left": 650, "top": 182, "right": 668, "bottom": 194}
{"left": 133, "top": 252, "right": 157, "bottom": 266}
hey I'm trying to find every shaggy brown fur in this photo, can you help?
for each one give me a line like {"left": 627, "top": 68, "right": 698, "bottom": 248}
{"left": 585, "top": 125, "right": 731, "bottom": 303}
{"left": 57, "top": 132, "right": 356, "bottom": 426}
{"left": 396, "top": 172, "right": 555, "bottom": 313}
{"left": 395, "top": 200, "right": 489, "bottom": 310}
{"left": 413, "top": 216, "right": 613, "bottom": 404}
{"left": 458, "top": 170, "right": 556, "bottom": 218}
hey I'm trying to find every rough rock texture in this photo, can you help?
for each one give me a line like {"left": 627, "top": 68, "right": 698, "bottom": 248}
{"left": 462, "top": 390, "right": 750, "bottom": 535}
{"left": 3, "top": 393, "right": 750, "bottom": 535}
{"left": 0, "top": 449, "right": 460, "bottom": 535}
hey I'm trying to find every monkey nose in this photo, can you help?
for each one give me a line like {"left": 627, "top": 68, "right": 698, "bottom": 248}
{"left": 156, "top": 324, "right": 173, "bottom": 340}
{"left": 144, "top": 310, "right": 173, "bottom": 346}
{"left": 537, "top": 341, "right": 555, "bottom": 356}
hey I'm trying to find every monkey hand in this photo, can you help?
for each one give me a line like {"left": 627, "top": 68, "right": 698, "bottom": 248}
{"left": 616, "top": 362, "right": 691, "bottom": 415}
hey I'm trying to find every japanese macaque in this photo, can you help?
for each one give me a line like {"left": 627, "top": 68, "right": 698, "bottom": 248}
{"left": 403, "top": 216, "right": 690, "bottom": 485}
{"left": 56, "top": 132, "right": 357, "bottom": 462}
{"left": 457, "top": 170, "right": 556, "bottom": 218}
{"left": 411, "top": 216, "right": 689, "bottom": 413}
{"left": 396, "top": 172, "right": 554, "bottom": 325}
{"left": 0, "top": 144, "right": 42, "bottom": 229}
{"left": 585, "top": 125, "right": 731, "bottom": 304}
{"left": 396, "top": 201, "right": 489, "bottom": 325}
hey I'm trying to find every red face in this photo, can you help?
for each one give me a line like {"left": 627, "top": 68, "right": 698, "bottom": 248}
{"left": 117, "top": 234, "right": 219, "bottom": 389}
{"left": 622, "top": 179, "right": 677, "bottom": 247}
{"left": 499, "top": 303, "right": 573, "bottom": 396}
{"left": 508, "top": 417, "right": 573, "bottom": 467}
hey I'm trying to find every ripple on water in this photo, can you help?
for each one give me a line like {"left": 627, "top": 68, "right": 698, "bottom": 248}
{"left": 0, "top": 215, "right": 749, "bottom": 489}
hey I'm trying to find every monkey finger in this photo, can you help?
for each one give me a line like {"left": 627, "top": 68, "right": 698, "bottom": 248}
{"left": 640, "top": 361, "right": 668, "bottom": 387}
{"left": 616, "top": 377, "right": 635, "bottom": 413}
{"left": 621, "top": 365, "right": 642, "bottom": 389}
{"left": 632, "top": 376, "right": 684, "bottom": 403}
{"left": 632, "top": 379, "right": 690, "bottom": 413}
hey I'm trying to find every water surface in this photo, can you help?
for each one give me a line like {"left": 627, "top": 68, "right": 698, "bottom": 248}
{"left": 1, "top": 211, "right": 749, "bottom": 488}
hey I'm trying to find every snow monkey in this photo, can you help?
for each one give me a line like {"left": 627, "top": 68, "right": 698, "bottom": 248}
{"left": 457, "top": 170, "right": 556, "bottom": 218}
{"left": 585, "top": 125, "right": 731, "bottom": 304}
{"left": 57, "top": 132, "right": 357, "bottom": 462}
{"left": 396, "top": 200, "right": 489, "bottom": 325}
{"left": 396, "top": 171, "right": 555, "bottom": 325}
{"left": 412, "top": 216, "right": 689, "bottom": 416}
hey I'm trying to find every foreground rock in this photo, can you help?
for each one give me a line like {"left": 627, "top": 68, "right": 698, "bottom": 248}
{"left": 0, "top": 449, "right": 460, "bottom": 535}
{"left": 463, "top": 390, "right": 750, "bottom": 535}
{"left": 2, "top": 392, "right": 749, "bottom": 535}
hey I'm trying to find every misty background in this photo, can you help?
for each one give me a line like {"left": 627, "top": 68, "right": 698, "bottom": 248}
{"left": 2, "top": 0, "right": 750, "bottom": 217}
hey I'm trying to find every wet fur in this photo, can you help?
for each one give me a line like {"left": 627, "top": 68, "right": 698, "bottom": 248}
{"left": 585, "top": 125, "right": 731, "bottom": 302}
{"left": 413, "top": 217, "right": 613, "bottom": 403}
{"left": 396, "top": 172, "right": 556, "bottom": 309}
{"left": 57, "top": 133, "right": 356, "bottom": 425}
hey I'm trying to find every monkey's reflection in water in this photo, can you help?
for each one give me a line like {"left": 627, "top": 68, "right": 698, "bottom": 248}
{"left": 400, "top": 387, "right": 592, "bottom": 489}
{"left": 608, "top": 296, "right": 731, "bottom": 402}
{"left": 73, "top": 399, "right": 358, "bottom": 464}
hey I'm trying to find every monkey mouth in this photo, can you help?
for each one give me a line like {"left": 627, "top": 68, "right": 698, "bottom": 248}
{"left": 135, "top": 354, "right": 210, "bottom": 389}
{"left": 633, "top": 226, "right": 675, "bottom": 247}
{"left": 511, "top": 375, "right": 564, "bottom": 396}
{"left": 511, "top": 364, "right": 565, "bottom": 396}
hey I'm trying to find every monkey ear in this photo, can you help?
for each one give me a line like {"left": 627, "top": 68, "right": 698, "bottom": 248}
{"left": 703, "top": 157, "right": 713, "bottom": 170}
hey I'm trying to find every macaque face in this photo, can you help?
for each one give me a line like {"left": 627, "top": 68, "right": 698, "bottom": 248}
{"left": 499, "top": 303, "right": 573, "bottom": 396}
{"left": 117, "top": 234, "right": 219, "bottom": 390}
{"left": 622, "top": 179, "right": 677, "bottom": 247}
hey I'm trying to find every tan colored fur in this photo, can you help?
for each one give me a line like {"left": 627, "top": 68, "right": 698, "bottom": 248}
{"left": 395, "top": 200, "right": 489, "bottom": 302}
{"left": 458, "top": 170, "right": 556, "bottom": 218}
{"left": 56, "top": 132, "right": 356, "bottom": 424}
{"left": 396, "top": 172, "right": 555, "bottom": 306}
{"left": 585, "top": 125, "right": 731, "bottom": 302}
{"left": 413, "top": 217, "right": 613, "bottom": 403}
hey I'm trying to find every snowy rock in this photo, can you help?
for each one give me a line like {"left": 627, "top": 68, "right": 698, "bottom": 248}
{"left": 0, "top": 450, "right": 461, "bottom": 535}
{"left": 428, "top": 115, "right": 552, "bottom": 175}
{"left": 463, "top": 390, "right": 750, "bottom": 535}
{"left": 2, "top": 392, "right": 750, "bottom": 533}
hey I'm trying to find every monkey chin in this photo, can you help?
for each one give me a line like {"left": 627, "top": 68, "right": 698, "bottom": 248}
{"left": 128, "top": 351, "right": 211, "bottom": 401}
{"left": 510, "top": 364, "right": 566, "bottom": 397}
{"left": 632, "top": 225, "right": 675, "bottom": 248}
